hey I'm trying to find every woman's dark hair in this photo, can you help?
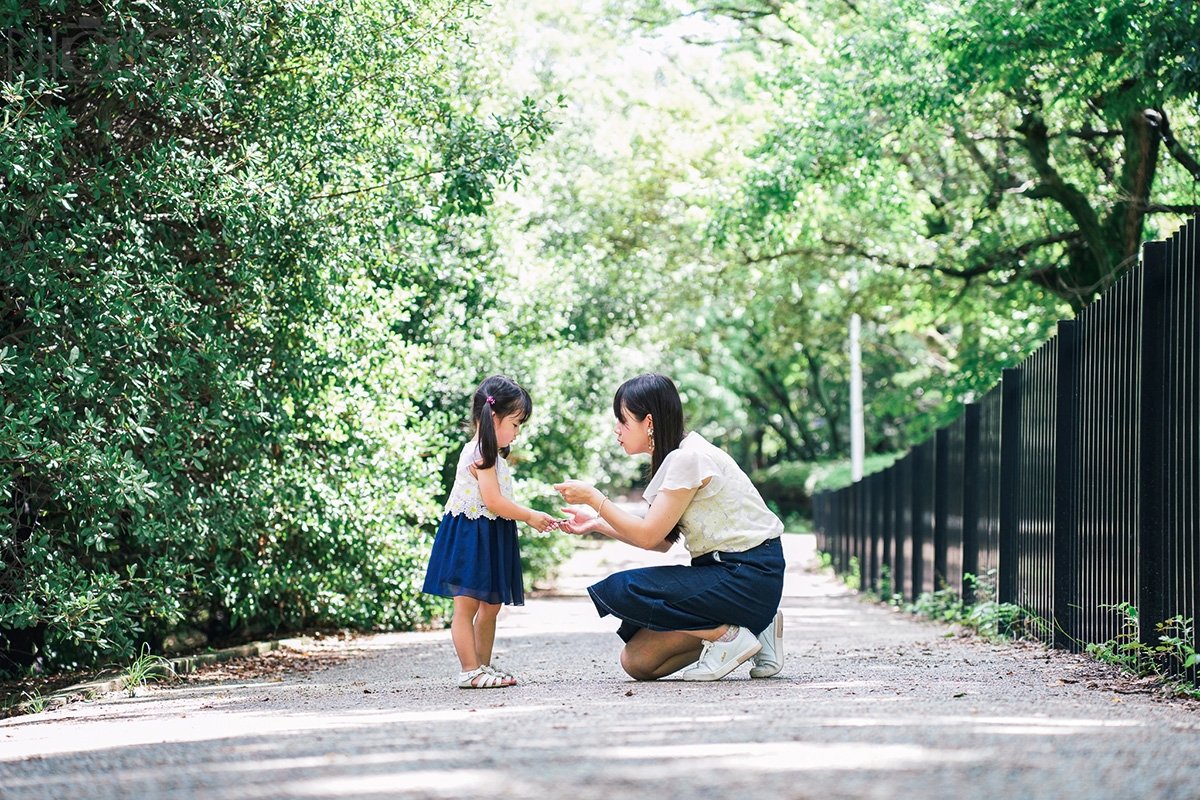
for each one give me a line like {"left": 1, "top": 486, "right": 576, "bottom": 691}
{"left": 613, "top": 373, "right": 686, "bottom": 475}
{"left": 472, "top": 375, "right": 532, "bottom": 470}
{"left": 614, "top": 373, "right": 687, "bottom": 542}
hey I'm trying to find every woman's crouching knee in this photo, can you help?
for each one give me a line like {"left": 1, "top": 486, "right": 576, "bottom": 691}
{"left": 619, "top": 645, "right": 661, "bottom": 681}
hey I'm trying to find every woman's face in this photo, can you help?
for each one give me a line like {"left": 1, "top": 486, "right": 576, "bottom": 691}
{"left": 614, "top": 405, "right": 653, "bottom": 455}
{"left": 492, "top": 412, "right": 524, "bottom": 449}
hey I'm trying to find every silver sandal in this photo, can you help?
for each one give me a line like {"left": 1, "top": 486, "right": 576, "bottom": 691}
{"left": 483, "top": 664, "right": 518, "bottom": 685}
{"left": 458, "top": 666, "right": 511, "bottom": 689}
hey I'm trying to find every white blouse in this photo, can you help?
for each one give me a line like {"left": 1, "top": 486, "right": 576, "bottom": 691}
{"left": 443, "top": 440, "right": 516, "bottom": 520}
{"left": 643, "top": 432, "right": 783, "bottom": 557}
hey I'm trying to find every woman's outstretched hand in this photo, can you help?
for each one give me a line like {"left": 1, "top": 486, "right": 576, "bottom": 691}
{"left": 556, "top": 506, "right": 602, "bottom": 536}
{"left": 553, "top": 480, "right": 602, "bottom": 507}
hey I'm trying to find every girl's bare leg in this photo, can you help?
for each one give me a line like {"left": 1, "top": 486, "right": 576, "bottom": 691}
{"left": 451, "top": 595, "right": 483, "bottom": 671}
{"left": 474, "top": 601, "right": 502, "bottom": 666}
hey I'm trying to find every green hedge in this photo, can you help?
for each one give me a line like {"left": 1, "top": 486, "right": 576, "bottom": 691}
{"left": 750, "top": 462, "right": 818, "bottom": 520}
{"left": 0, "top": 0, "right": 554, "bottom": 674}
{"left": 752, "top": 453, "right": 903, "bottom": 522}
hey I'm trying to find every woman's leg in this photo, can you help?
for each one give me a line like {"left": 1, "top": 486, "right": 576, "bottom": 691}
{"left": 451, "top": 595, "right": 482, "bottom": 670}
{"left": 474, "top": 601, "right": 502, "bottom": 666}
{"left": 621, "top": 629, "right": 712, "bottom": 680}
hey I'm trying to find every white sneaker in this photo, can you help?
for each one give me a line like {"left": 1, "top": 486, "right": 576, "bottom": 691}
{"left": 750, "top": 610, "right": 784, "bottom": 679}
{"left": 680, "top": 626, "right": 761, "bottom": 681}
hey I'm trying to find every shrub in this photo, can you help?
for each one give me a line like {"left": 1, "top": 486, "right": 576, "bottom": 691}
{"left": 750, "top": 462, "right": 817, "bottom": 520}
{"left": 1, "top": 0, "right": 553, "bottom": 674}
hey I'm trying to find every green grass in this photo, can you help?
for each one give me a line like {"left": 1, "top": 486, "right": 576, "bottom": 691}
{"left": 124, "top": 644, "right": 177, "bottom": 697}
{"left": 806, "top": 453, "right": 904, "bottom": 494}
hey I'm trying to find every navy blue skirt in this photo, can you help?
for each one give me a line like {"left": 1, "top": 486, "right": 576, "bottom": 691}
{"left": 422, "top": 513, "right": 524, "bottom": 605}
{"left": 587, "top": 536, "right": 784, "bottom": 642}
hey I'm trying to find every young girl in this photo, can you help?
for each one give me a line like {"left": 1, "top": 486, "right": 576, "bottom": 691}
{"left": 423, "top": 375, "right": 561, "bottom": 689}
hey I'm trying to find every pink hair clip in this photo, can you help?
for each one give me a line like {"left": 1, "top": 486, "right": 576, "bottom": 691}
{"left": 486, "top": 395, "right": 495, "bottom": 405}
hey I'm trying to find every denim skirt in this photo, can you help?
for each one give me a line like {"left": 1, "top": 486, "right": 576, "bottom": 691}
{"left": 587, "top": 536, "right": 784, "bottom": 642}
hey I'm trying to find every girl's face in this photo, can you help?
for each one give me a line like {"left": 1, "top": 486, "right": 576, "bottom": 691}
{"left": 492, "top": 412, "right": 524, "bottom": 449}
{"left": 614, "top": 405, "right": 653, "bottom": 455}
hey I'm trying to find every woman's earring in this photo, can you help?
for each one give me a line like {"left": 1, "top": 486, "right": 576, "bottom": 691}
{"left": 647, "top": 427, "right": 655, "bottom": 453}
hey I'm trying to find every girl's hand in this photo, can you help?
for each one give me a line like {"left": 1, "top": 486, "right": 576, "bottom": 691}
{"left": 557, "top": 506, "right": 602, "bottom": 536}
{"left": 553, "top": 480, "right": 603, "bottom": 508}
{"left": 527, "top": 510, "right": 564, "bottom": 533}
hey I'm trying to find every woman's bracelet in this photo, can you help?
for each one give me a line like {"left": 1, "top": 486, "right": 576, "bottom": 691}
{"left": 598, "top": 496, "right": 610, "bottom": 516}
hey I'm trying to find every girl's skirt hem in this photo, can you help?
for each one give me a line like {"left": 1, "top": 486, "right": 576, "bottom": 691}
{"left": 422, "top": 512, "right": 524, "bottom": 606}
{"left": 587, "top": 536, "right": 784, "bottom": 643}
{"left": 425, "top": 584, "right": 525, "bottom": 607}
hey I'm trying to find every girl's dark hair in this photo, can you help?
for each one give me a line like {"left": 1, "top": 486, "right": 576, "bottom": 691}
{"left": 472, "top": 375, "right": 532, "bottom": 470}
{"left": 613, "top": 373, "right": 687, "bottom": 542}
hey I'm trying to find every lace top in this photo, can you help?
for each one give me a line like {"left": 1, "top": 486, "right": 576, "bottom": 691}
{"left": 643, "top": 431, "right": 783, "bottom": 557}
{"left": 443, "top": 440, "right": 516, "bottom": 520}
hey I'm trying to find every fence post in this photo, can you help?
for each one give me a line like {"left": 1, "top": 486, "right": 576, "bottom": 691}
{"left": 908, "top": 448, "right": 920, "bottom": 602}
{"left": 998, "top": 367, "right": 1022, "bottom": 606}
{"left": 962, "top": 403, "right": 981, "bottom": 603}
{"left": 1053, "top": 320, "right": 1079, "bottom": 650}
{"left": 896, "top": 453, "right": 911, "bottom": 600}
{"left": 924, "top": 441, "right": 939, "bottom": 596}
{"left": 934, "top": 428, "right": 949, "bottom": 590}
{"left": 868, "top": 474, "right": 880, "bottom": 592}
{"left": 854, "top": 483, "right": 866, "bottom": 590}
{"left": 881, "top": 468, "right": 894, "bottom": 597}
{"left": 1138, "top": 240, "right": 1168, "bottom": 648}
{"left": 1188, "top": 218, "right": 1199, "bottom": 686}
{"left": 859, "top": 483, "right": 869, "bottom": 591}
{"left": 844, "top": 491, "right": 854, "bottom": 578}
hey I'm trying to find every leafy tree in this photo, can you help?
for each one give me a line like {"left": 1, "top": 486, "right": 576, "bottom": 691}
{"left": 636, "top": 0, "right": 1200, "bottom": 310}
{"left": 574, "top": 0, "right": 1200, "bottom": 476}
{"left": 449, "top": 0, "right": 1065, "bottom": 476}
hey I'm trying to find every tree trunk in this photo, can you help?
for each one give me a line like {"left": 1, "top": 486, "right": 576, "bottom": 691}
{"left": 1109, "top": 106, "right": 1160, "bottom": 275}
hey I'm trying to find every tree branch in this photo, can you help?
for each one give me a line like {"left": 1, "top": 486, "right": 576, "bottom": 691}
{"left": 1062, "top": 126, "right": 1122, "bottom": 142}
{"left": 745, "top": 392, "right": 809, "bottom": 461}
{"left": 1016, "top": 107, "right": 1110, "bottom": 274}
{"left": 0, "top": 327, "right": 33, "bottom": 346}
{"left": 801, "top": 348, "right": 840, "bottom": 454}
{"left": 1141, "top": 203, "right": 1200, "bottom": 214}
{"left": 1144, "top": 108, "right": 1200, "bottom": 180}
{"left": 744, "top": 326, "right": 820, "bottom": 458}
{"left": 1110, "top": 107, "right": 1160, "bottom": 262}
{"left": 660, "top": 49, "right": 725, "bottom": 107}
{"left": 308, "top": 165, "right": 444, "bottom": 200}
{"left": 953, "top": 128, "right": 1022, "bottom": 212}
{"left": 739, "top": 224, "right": 1082, "bottom": 289}
{"left": 680, "top": 33, "right": 794, "bottom": 47}
{"left": 307, "top": 119, "right": 538, "bottom": 201}
{"left": 688, "top": 4, "right": 782, "bottom": 21}
{"left": 636, "top": 1, "right": 811, "bottom": 47}
{"left": 633, "top": 3, "right": 780, "bottom": 26}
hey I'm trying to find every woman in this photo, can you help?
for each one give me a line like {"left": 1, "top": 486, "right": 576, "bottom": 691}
{"left": 554, "top": 373, "right": 786, "bottom": 682}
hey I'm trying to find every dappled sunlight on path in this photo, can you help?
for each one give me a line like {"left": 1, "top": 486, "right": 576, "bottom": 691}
{"left": 2, "top": 533, "right": 1198, "bottom": 799}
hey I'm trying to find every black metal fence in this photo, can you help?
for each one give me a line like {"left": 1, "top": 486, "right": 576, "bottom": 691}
{"left": 813, "top": 218, "right": 1198, "bottom": 672}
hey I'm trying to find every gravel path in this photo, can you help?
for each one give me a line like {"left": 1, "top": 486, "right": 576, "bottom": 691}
{"left": 2, "top": 533, "right": 1198, "bottom": 799}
